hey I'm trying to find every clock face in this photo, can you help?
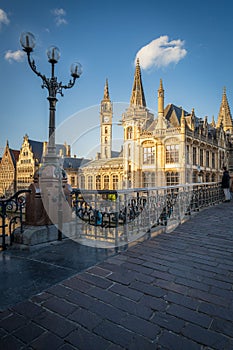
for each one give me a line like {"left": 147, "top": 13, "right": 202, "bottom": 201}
{"left": 104, "top": 116, "right": 109, "bottom": 122}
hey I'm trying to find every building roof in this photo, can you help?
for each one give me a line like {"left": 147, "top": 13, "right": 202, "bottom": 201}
{"left": 164, "top": 104, "right": 189, "bottom": 126}
{"left": 63, "top": 157, "right": 91, "bottom": 169}
{"left": 111, "top": 150, "right": 121, "bottom": 158}
{"left": 80, "top": 156, "right": 123, "bottom": 170}
{"left": 28, "top": 139, "right": 44, "bottom": 162}
{"left": 9, "top": 149, "right": 20, "bottom": 167}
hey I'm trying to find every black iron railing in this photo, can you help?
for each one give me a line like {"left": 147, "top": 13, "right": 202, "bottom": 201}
{"left": 0, "top": 190, "right": 31, "bottom": 250}
{"left": 0, "top": 183, "right": 224, "bottom": 250}
{"left": 68, "top": 183, "right": 224, "bottom": 248}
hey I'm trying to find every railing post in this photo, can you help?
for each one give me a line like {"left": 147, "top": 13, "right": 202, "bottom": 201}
{"left": 147, "top": 190, "right": 151, "bottom": 238}
{"left": 1, "top": 202, "right": 6, "bottom": 251}
{"left": 123, "top": 192, "right": 128, "bottom": 244}
{"left": 114, "top": 194, "right": 119, "bottom": 251}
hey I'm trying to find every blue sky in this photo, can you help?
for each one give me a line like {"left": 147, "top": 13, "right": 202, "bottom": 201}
{"left": 1, "top": 0, "right": 233, "bottom": 158}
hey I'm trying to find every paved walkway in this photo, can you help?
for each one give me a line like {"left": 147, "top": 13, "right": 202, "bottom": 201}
{"left": 0, "top": 202, "right": 233, "bottom": 349}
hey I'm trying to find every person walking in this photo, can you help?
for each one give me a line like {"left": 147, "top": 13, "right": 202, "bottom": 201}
{"left": 222, "top": 166, "right": 231, "bottom": 202}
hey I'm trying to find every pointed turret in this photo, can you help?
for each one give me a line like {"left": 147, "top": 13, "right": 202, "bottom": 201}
{"left": 216, "top": 87, "right": 233, "bottom": 133}
{"left": 181, "top": 108, "right": 185, "bottom": 121}
{"left": 155, "top": 79, "right": 167, "bottom": 129}
{"left": 158, "top": 78, "right": 164, "bottom": 118}
{"left": 103, "top": 78, "right": 110, "bottom": 101}
{"left": 211, "top": 115, "right": 216, "bottom": 128}
{"left": 130, "top": 58, "right": 146, "bottom": 107}
{"left": 180, "top": 108, "right": 186, "bottom": 130}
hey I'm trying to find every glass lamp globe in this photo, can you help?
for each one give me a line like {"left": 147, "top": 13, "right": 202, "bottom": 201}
{"left": 70, "top": 62, "right": 82, "bottom": 78}
{"left": 20, "top": 32, "right": 36, "bottom": 52}
{"left": 47, "top": 46, "right": 60, "bottom": 63}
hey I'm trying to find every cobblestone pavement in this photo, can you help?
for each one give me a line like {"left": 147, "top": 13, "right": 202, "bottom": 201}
{"left": 0, "top": 202, "right": 233, "bottom": 349}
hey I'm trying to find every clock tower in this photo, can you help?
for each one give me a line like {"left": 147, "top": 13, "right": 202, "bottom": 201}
{"left": 100, "top": 79, "right": 112, "bottom": 159}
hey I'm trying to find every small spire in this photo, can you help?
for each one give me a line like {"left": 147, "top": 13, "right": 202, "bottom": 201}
{"left": 130, "top": 58, "right": 146, "bottom": 107}
{"left": 181, "top": 108, "right": 185, "bottom": 119}
{"left": 103, "top": 78, "right": 110, "bottom": 101}
{"left": 216, "top": 86, "right": 233, "bottom": 132}
{"left": 211, "top": 115, "right": 216, "bottom": 127}
{"left": 158, "top": 78, "right": 164, "bottom": 96}
{"left": 159, "top": 78, "right": 163, "bottom": 90}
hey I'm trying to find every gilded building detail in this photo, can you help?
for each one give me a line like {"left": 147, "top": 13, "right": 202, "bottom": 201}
{"left": 80, "top": 59, "right": 232, "bottom": 189}
{"left": 0, "top": 141, "right": 19, "bottom": 196}
{"left": 17, "top": 135, "right": 44, "bottom": 190}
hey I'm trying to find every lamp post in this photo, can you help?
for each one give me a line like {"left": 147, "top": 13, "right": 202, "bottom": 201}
{"left": 20, "top": 32, "right": 82, "bottom": 240}
{"left": 20, "top": 32, "right": 82, "bottom": 163}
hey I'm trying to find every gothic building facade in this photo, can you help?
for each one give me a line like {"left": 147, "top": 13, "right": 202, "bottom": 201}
{"left": 79, "top": 59, "right": 232, "bottom": 190}
{"left": 16, "top": 134, "right": 44, "bottom": 190}
{"left": 0, "top": 135, "right": 73, "bottom": 196}
{"left": 0, "top": 141, "right": 19, "bottom": 197}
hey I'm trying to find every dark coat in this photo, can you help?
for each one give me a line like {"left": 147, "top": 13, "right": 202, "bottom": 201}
{"left": 222, "top": 170, "right": 230, "bottom": 188}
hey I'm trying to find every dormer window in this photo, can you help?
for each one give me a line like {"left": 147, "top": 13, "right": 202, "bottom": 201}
{"left": 127, "top": 127, "right": 132, "bottom": 139}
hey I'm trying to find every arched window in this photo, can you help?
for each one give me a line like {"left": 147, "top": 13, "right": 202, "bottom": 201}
{"left": 166, "top": 145, "right": 179, "bottom": 163}
{"left": 70, "top": 176, "right": 75, "bottom": 187}
{"left": 206, "top": 151, "right": 209, "bottom": 167}
{"left": 103, "top": 175, "right": 109, "bottom": 189}
{"left": 212, "top": 152, "right": 216, "bottom": 168}
{"left": 128, "top": 144, "right": 131, "bottom": 158}
{"left": 96, "top": 175, "right": 101, "bottom": 190}
{"left": 166, "top": 171, "right": 179, "bottom": 186}
{"left": 126, "top": 127, "right": 133, "bottom": 139}
{"left": 80, "top": 175, "right": 85, "bottom": 189}
{"left": 143, "top": 146, "right": 155, "bottom": 164}
{"left": 88, "top": 176, "right": 93, "bottom": 190}
{"left": 112, "top": 175, "right": 118, "bottom": 190}
{"left": 142, "top": 172, "right": 155, "bottom": 187}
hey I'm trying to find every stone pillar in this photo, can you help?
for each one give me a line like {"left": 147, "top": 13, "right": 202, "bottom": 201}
{"left": 25, "top": 171, "right": 52, "bottom": 226}
{"left": 25, "top": 167, "right": 72, "bottom": 226}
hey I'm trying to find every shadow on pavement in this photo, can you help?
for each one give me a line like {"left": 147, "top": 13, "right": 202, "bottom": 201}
{"left": 0, "top": 239, "right": 117, "bottom": 310}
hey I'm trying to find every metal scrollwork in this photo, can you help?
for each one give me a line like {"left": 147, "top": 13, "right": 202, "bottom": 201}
{"left": 72, "top": 189, "right": 147, "bottom": 228}
{"left": 0, "top": 190, "right": 31, "bottom": 250}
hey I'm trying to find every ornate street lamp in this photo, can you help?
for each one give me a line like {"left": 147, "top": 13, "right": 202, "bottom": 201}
{"left": 20, "top": 32, "right": 82, "bottom": 240}
{"left": 20, "top": 31, "right": 82, "bottom": 162}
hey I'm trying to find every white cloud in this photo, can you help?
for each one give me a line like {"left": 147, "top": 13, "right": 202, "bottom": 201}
{"left": 55, "top": 17, "right": 67, "bottom": 26}
{"left": 0, "top": 9, "right": 10, "bottom": 29}
{"left": 135, "top": 35, "right": 187, "bottom": 70}
{"left": 53, "top": 8, "right": 66, "bottom": 16}
{"left": 5, "top": 50, "right": 25, "bottom": 63}
{"left": 52, "top": 8, "right": 67, "bottom": 26}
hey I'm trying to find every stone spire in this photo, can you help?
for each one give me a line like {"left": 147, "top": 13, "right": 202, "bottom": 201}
{"left": 103, "top": 78, "right": 110, "bottom": 101}
{"left": 211, "top": 115, "right": 216, "bottom": 127}
{"left": 130, "top": 58, "right": 146, "bottom": 107}
{"left": 216, "top": 87, "right": 233, "bottom": 133}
